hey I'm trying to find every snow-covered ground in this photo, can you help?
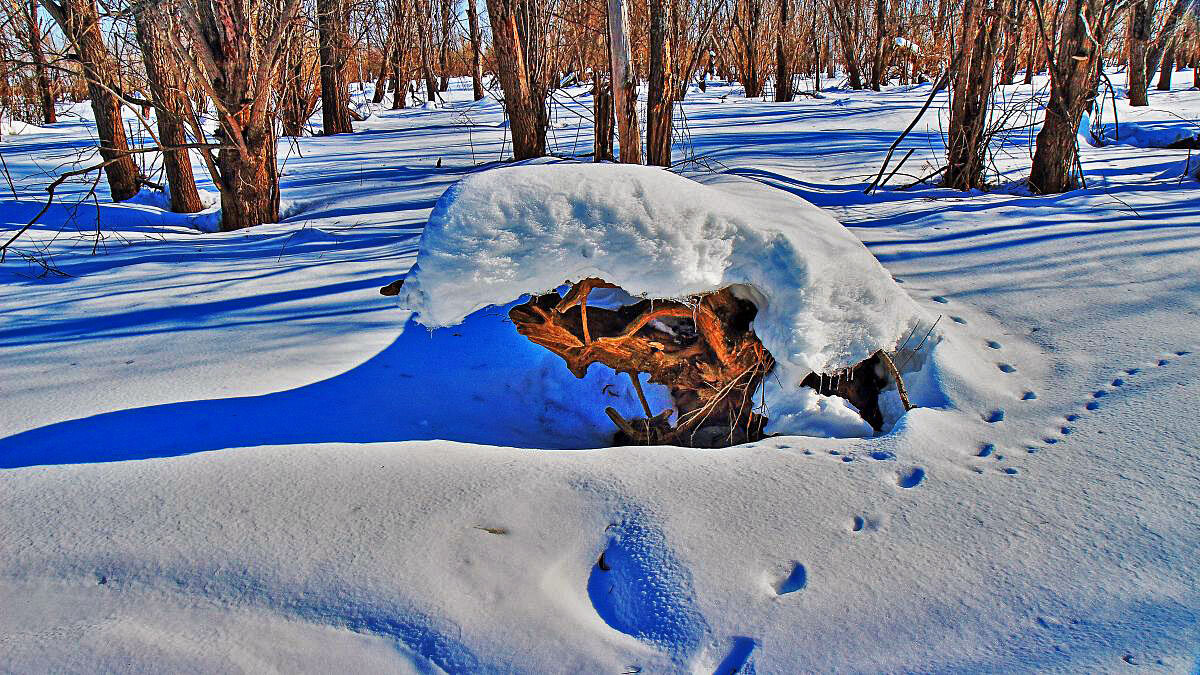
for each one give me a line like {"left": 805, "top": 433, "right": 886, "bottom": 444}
{"left": 2, "top": 74, "right": 1198, "bottom": 672}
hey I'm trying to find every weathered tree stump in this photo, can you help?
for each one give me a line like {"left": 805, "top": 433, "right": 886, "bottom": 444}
{"left": 509, "top": 278, "right": 775, "bottom": 447}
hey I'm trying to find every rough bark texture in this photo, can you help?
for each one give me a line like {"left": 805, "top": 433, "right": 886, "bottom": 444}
{"left": 775, "top": 0, "right": 794, "bottom": 101}
{"left": 216, "top": 126, "right": 279, "bottom": 231}
{"left": 46, "top": 0, "right": 140, "bottom": 201}
{"left": 869, "top": 0, "right": 887, "bottom": 91}
{"left": 133, "top": 3, "right": 203, "bottom": 213}
{"left": 486, "top": 0, "right": 548, "bottom": 159}
{"left": 510, "top": 280, "right": 775, "bottom": 447}
{"left": 318, "top": 0, "right": 354, "bottom": 134}
{"left": 438, "top": 0, "right": 451, "bottom": 91}
{"left": 26, "top": 1, "right": 56, "bottom": 125}
{"left": 943, "top": 0, "right": 1006, "bottom": 191}
{"left": 646, "top": 0, "right": 673, "bottom": 167}
{"left": 608, "top": 0, "right": 642, "bottom": 163}
{"left": 1029, "top": 0, "right": 1106, "bottom": 194}
{"left": 1125, "top": 0, "right": 1153, "bottom": 106}
{"left": 177, "top": 0, "right": 297, "bottom": 229}
{"left": 466, "top": 0, "right": 485, "bottom": 101}
{"left": 1157, "top": 43, "right": 1176, "bottom": 90}
{"left": 593, "top": 70, "right": 614, "bottom": 161}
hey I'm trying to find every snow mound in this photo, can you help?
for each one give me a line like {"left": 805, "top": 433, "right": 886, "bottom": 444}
{"left": 399, "top": 163, "right": 925, "bottom": 435}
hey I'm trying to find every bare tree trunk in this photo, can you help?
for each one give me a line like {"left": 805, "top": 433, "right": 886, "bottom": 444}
{"left": 775, "top": 0, "right": 794, "bottom": 101}
{"left": 1157, "top": 42, "right": 1176, "bottom": 90}
{"left": 832, "top": 1, "right": 863, "bottom": 89}
{"left": 1023, "top": 22, "right": 1037, "bottom": 84}
{"left": 42, "top": 0, "right": 140, "bottom": 201}
{"left": 608, "top": 0, "right": 641, "bottom": 163}
{"left": 173, "top": 0, "right": 298, "bottom": 229}
{"left": 438, "top": 0, "right": 451, "bottom": 90}
{"left": 1126, "top": 0, "right": 1153, "bottom": 106}
{"left": 1029, "top": 0, "right": 1108, "bottom": 194}
{"left": 646, "top": 0, "right": 673, "bottom": 166}
{"left": 593, "top": 70, "right": 614, "bottom": 161}
{"left": 466, "top": 0, "right": 485, "bottom": 100}
{"left": 417, "top": 0, "right": 439, "bottom": 101}
{"left": 999, "top": 0, "right": 1026, "bottom": 84}
{"left": 25, "top": 1, "right": 56, "bottom": 124}
{"left": 486, "top": 0, "right": 546, "bottom": 159}
{"left": 944, "top": 0, "right": 1006, "bottom": 190}
{"left": 318, "top": 0, "right": 354, "bottom": 134}
{"left": 133, "top": 2, "right": 203, "bottom": 213}
{"left": 870, "top": 0, "right": 887, "bottom": 91}
{"left": 372, "top": 49, "right": 390, "bottom": 103}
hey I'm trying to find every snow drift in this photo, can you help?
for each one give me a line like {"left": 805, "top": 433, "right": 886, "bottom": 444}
{"left": 398, "top": 163, "right": 927, "bottom": 437}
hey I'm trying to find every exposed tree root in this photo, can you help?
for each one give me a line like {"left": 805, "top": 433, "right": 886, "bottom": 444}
{"left": 510, "top": 279, "right": 773, "bottom": 447}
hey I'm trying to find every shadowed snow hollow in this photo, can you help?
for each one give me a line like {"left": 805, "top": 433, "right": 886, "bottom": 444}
{"left": 398, "top": 163, "right": 930, "bottom": 438}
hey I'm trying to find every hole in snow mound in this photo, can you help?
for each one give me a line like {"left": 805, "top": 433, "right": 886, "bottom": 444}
{"left": 507, "top": 278, "right": 914, "bottom": 447}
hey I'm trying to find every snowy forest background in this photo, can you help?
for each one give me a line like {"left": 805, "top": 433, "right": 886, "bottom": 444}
{"left": 1, "top": 0, "right": 1199, "bottom": 672}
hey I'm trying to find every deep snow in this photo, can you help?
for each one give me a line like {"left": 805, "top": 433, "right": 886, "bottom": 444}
{"left": 1, "top": 73, "right": 1198, "bottom": 672}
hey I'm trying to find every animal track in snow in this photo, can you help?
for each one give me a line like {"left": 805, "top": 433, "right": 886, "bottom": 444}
{"left": 774, "top": 562, "right": 808, "bottom": 595}
{"left": 1022, "top": 391, "right": 1037, "bottom": 401}
{"left": 587, "top": 518, "right": 709, "bottom": 659}
{"left": 931, "top": 295, "right": 949, "bottom": 304}
{"left": 713, "top": 637, "right": 757, "bottom": 674}
{"left": 1028, "top": 349, "right": 1193, "bottom": 452}
{"left": 951, "top": 316, "right": 967, "bottom": 324}
{"left": 852, "top": 516, "right": 865, "bottom": 532}
{"left": 986, "top": 340, "right": 1002, "bottom": 349}
{"left": 997, "top": 363, "right": 1017, "bottom": 373}
{"left": 985, "top": 409, "right": 1005, "bottom": 423}
{"left": 977, "top": 443, "right": 995, "bottom": 457}
{"left": 896, "top": 467, "right": 926, "bottom": 489}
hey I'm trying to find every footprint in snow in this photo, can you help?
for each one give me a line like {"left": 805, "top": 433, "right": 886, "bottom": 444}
{"left": 986, "top": 340, "right": 1002, "bottom": 349}
{"left": 851, "top": 516, "right": 866, "bottom": 532}
{"left": 951, "top": 316, "right": 967, "bottom": 325}
{"left": 713, "top": 637, "right": 758, "bottom": 675}
{"left": 977, "top": 443, "right": 995, "bottom": 457}
{"left": 1022, "top": 391, "right": 1037, "bottom": 401}
{"left": 773, "top": 562, "right": 807, "bottom": 595}
{"left": 896, "top": 467, "right": 926, "bottom": 489}
{"left": 985, "top": 410, "right": 1005, "bottom": 423}
{"left": 931, "top": 295, "right": 949, "bottom": 304}
{"left": 998, "top": 363, "right": 1017, "bottom": 373}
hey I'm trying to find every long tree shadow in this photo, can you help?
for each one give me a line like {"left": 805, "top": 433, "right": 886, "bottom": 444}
{"left": 0, "top": 303, "right": 653, "bottom": 469}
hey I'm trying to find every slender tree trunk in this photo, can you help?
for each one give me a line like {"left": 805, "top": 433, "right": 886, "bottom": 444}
{"left": 392, "top": 39, "right": 409, "bottom": 108}
{"left": 646, "top": 0, "right": 673, "bottom": 166}
{"left": 593, "top": 70, "right": 614, "bottom": 161}
{"left": 44, "top": 0, "right": 141, "bottom": 201}
{"left": 466, "top": 0, "right": 485, "bottom": 100}
{"left": 999, "top": 0, "right": 1025, "bottom": 84}
{"left": 944, "top": 0, "right": 1006, "bottom": 190}
{"left": 1023, "top": 24, "right": 1037, "bottom": 84}
{"left": 318, "top": 0, "right": 354, "bottom": 133}
{"left": 607, "top": 0, "right": 641, "bottom": 163}
{"left": 1157, "top": 43, "right": 1176, "bottom": 90}
{"left": 1029, "top": 0, "right": 1105, "bottom": 194}
{"left": 438, "top": 0, "right": 451, "bottom": 90}
{"left": 133, "top": 3, "right": 203, "bottom": 213}
{"left": 1126, "top": 0, "right": 1153, "bottom": 106}
{"left": 372, "top": 49, "right": 390, "bottom": 103}
{"left": 418, "top": 3, "right": 439, "bottom": 101}
{"left": 485, "top": 0, "right": 546, "bottom": 158}
{"left": 870, "top": 0, "right": 887, "bottom": 91}
{"left": 775, "top": 0, "right": 794, "bottom": 101}
{"left": 26, "top": 1, "right": 56, "bottom": 124}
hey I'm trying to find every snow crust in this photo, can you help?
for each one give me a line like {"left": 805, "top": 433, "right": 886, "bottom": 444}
{"left": 399, "top": 164, "right": 924, "bottom": 433}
